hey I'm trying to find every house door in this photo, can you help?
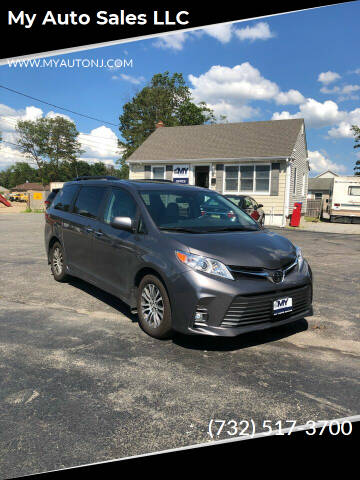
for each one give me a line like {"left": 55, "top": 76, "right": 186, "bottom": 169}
{"left": 194, "top": 166, "right": 209, "bottom": 188}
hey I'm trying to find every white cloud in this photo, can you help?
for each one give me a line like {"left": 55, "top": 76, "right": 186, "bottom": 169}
{"left": 0, "top": 143, "right": 30, "bottom": 169}
{"left": 153, "top": 31, "right": 188, "bottom": 51}
{"left": 189, "top": 63, "right": 305, "bottom": 121}
{"left": 272, "top": 98, "right": 344, "bottom": 128}
{"left": 235, "top": 22, "right": 275, "bottom": 42}
{"left": 190, "top": 63, "right": 279, "bottom": 103}
{"left": 318, "top": 71, "right": 341, "bottom": 85}
{"left": 201, "top": 24, "right": 234, "bottom": 43}
{"left": 275, "top": 89, "right": 305, "bottom": 105}
{"left": 320, "top": 83, "right": 360, "bottom": 102}
{"left": 112, "top": 74, "right": 146, "bottom": 85}
{"left": 327, "top": 108, "right": 360, "bottom": 138}
{"left": 78, "top": 126, "right": 121, "bottom": 160}
{"left": 152, "top": 21, "right": 275, "bottom": 51}
{"left": 308, "top": 150, "right": 347, "bottom": 174}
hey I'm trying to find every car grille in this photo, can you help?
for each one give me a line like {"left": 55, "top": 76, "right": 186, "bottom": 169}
{"left": 221, "top": 285, "right": 311, "bottom": 328}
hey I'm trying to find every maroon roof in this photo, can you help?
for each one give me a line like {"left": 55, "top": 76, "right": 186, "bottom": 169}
{"left": 11, "top": 183, "right": 50, "bottom": 191}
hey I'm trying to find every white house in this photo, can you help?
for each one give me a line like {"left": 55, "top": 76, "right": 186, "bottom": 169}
{"left": 127, "top": 118, "right": 309, "bottom": 226}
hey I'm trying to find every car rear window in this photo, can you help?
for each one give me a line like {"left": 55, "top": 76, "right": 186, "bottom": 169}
{"left": 73, "top": 186, "right": 106, "bottom": 219}
{"left": 52, "top": 185, "right": 78, "bottom": 212}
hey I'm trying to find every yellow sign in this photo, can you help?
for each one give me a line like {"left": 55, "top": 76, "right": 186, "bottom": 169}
{"left": 33, "top": 192, "right": 43, "bottom": 200}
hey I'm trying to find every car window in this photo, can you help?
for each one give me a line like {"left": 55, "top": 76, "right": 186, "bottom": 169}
{"left": 103, "top": 188, "right": 137, "bottom": 224}
{"left": 73, "top": 186, "right": 106, "bottom": 219}
{"left": 52, "top": 185, "right": 78, "bottom": 212}
{"left": 227, "top": 196, "right": 244, "bottom": 208}
{"left": 249, "top": 197, "right": 258, "bottom": 208}
{"left": 139, "top": 189, "right": 259, "bottom": 232}
{"left": 243, "top": 197, "right": 253, "bottom": 208}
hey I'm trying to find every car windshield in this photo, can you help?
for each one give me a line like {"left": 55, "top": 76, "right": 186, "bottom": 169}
{"left": 139, "top": 189, "right": 259, "bottom": 233}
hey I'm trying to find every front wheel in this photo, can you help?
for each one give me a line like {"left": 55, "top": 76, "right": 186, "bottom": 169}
{"left": 50, "top": 241, "right": 69, "bottom": 282}
{"left": 137, "top": 275, "right": 172, "bottom": 339}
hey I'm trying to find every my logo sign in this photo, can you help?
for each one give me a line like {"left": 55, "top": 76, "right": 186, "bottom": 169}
{"left": 173, "top": 164, "right": 189, "bottom": 178}
{"left": 276, "top": 299, "right": 288, "bottom": 308}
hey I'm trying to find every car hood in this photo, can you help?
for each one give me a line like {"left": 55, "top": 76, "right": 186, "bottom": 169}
{"left": 167, "top": 230, "right": 296, "bottom": 270}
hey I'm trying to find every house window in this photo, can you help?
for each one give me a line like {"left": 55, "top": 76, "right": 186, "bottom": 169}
{"left": 301, "top": 173, "right": 306, "bottom": 196}
{"left": 255, "top": 165, "right": 270, "bottom": 192}
{"left": 293, "top": 167, "right": 297, "bottom": 194}
{"left": 225, "top": 166, "right": 239, "bottom": 191}
{"left": 152, "top": 166, "right": 165, "bottom": 179}
{"left": 314, "top": 192, "right": 322, "bottom": 199}
{"left": 224, "top": 164, "right": 271, "bottom": 193}
{"left": 240, "top": 166, "right": 254, "bottom": 191}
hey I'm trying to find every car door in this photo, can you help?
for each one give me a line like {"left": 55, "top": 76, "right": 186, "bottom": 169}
{"left": 63, "top": 185, "right": 107, "bottom": 278}
{"left": 91, "top": 187, "right": 139, "bottom": 300}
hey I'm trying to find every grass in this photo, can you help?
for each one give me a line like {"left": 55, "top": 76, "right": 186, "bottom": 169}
{"left": 22, "top": 208, "right": 44, "bottom": 213}
{"left": 304, "top": 216, "right": 320, "bottom": 223}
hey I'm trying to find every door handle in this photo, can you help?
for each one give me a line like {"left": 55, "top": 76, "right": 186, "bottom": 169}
{"left": 94, "top": 231, "right": 103, "bottom": 237}
{"left": 85, "top": 227, "right": 93, "bottom": 234}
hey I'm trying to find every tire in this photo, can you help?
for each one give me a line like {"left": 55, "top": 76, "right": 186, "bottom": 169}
{"left": 137, "top": 274, "right": 172, "bottom": 339}
{"left": 50, "top": 241, "right": 69, "bottom": 282}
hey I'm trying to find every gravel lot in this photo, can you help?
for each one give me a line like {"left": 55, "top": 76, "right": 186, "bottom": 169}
{"left": 0, "top": 214, "right": 359, "bottom": 478}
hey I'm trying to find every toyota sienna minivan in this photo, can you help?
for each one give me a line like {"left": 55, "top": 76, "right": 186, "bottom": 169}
{"left": 45, "top": 177, "right": 313, "bottom": 339}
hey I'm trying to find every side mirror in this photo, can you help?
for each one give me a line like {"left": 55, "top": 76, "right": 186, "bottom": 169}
{"left": 111, "top": 216, "right": 133, "bottom": 232}
{"left": 257, "top": 204, "right": 263, "bottom": 208}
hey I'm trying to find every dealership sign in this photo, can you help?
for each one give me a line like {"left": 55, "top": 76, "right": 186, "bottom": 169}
{"left": 173, "top": 164, "right": 189, "bottom": 184}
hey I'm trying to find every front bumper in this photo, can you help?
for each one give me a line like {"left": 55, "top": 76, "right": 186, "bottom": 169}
{"left": 168, "top": 260, "right": 313, "bottom": 336}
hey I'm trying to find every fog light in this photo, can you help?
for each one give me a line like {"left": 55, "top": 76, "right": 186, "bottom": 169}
{"left": 194, "top": 309, "right": 208, "bottom": 326}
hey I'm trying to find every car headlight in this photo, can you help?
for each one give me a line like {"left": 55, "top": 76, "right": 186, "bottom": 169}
{"left": 175, "top": 250, "right": 234, "bottom": 280}
{"left": 295, "top": 246, "right": 304, "bottom": 269}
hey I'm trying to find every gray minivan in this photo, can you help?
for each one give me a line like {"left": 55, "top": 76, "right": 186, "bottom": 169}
{"left": 45, "top": 177, "right": 313, "bottom": 339}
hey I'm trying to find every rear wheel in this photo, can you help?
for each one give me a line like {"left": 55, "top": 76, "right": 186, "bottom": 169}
{"left": 137, "top": 275, "right": 172, "bottom": 339}
{"left": 50, "top": 241, "right": 69, "bottom": 282}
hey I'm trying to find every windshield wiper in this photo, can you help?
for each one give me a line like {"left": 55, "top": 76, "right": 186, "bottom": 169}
{"left": 204, "top": 226, "right": 258, "bottom": 232}
{"left": 159, "top": 227, "right": 204, "bottom": 233}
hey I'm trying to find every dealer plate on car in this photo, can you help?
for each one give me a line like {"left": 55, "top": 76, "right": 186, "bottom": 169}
{"left": 273, "top": 297, "right": 293, "bottom": 315}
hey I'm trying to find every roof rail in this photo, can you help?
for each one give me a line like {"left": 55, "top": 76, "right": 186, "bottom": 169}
{"left": 130, "top": 179, "right": 173, "bottom": 183}
{"left": 72, "top": 176, "right": 120, "bottom": 181}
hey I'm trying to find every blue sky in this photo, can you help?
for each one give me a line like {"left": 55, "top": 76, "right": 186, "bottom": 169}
{"left": 1, "top": 2, "right": 359, "bottom": 175}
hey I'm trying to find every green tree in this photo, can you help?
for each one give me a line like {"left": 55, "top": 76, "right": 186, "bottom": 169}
{"left": 118, "top": 71, "right": 216, "bottom": 159}
{"left": 351, "top": 125, "right": 360, "bottom": 175}
{"left": 15, "top": 116, "right": 84, "bottom": 185}
{"left": 0, "top": 162, "right": 40, "bottom": 188}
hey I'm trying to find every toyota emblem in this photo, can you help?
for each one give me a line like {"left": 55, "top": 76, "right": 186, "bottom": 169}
{"left": 272, "top": 271, "right": 284, "bottom": 283}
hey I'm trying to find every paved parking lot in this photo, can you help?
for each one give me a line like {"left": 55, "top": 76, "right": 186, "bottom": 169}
{"left": 0, "top": 214, "right": 359, "bottom": 478}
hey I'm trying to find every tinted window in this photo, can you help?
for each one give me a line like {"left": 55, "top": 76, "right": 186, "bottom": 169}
{"left": 73, "top": 186, "right": 106, "bottom": 219}
{"left": 140, "top": 189, "right": 258, "bottom": 232}
{"left": 103, "top": 188, "right": 137, "bottom": 224}
{"left": 53, "top": 185, "right": 78, "bottom": 212}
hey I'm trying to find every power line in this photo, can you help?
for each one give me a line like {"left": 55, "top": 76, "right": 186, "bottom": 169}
{"left": 0, "top": 115, "right": 121, "bottom": 146}
{"left": 0, "top": 84, "right": 119, "bottom": 127}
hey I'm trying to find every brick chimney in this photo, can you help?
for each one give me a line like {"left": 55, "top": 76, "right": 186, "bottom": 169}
{"left": 155, "top": 120, "right": 164, "bottom": 128}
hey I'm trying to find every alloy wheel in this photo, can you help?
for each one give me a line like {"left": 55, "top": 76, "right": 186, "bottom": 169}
{"left": 52, "top": 247, "right": 63, "bottom": 276}
{"left": 141, "top": 283, "right": 164, "bottom": 328}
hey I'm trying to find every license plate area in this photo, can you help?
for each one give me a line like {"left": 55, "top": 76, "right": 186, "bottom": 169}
{"left": 273, "top": 297, "right": 293, "bottom": 315}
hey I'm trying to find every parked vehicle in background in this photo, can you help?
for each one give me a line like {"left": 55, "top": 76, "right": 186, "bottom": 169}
{"left": 322, "top": 176, "right": 360, "bottom": 223}
{"left": 45, "top": 188, "right": 61, "bottom": 209}
{"left": 45, "top": 176, "right": 312, "bottom": 340}
{"left": 9, "top": 192, "right": 28, "bottom": 202}
{"left": 225, "top": 195, "right": 265, "bottom": 226}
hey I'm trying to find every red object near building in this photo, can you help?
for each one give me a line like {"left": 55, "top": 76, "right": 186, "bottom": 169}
{"left": 0, "top": 193, "right": 11, "bottom": 207}
{"left": 290, "top": 202, "right": 302, "bottom": 227}
{"left": 251, "top": 210, "right": 260, "bottom": 221}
